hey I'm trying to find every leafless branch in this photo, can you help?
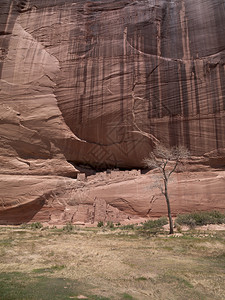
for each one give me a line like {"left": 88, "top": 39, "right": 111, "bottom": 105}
{"left": 143, "top": 144, "right": 190, "bottom": 234}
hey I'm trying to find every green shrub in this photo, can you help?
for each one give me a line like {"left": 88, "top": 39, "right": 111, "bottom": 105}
{"left": 106, "top": 221, "right": 114, "bottom": 229}
{"left": 62, "top": 223, "right": 74, "bottom": 232}
{"left": 20, "top": 223, "right": 29, "bottom": 229}
{"left": 120, "top": 224, "right": 135, "bottom": 230}
{"left": 174, "top": 222, "right": 182, "bottom": 233}
{"left": 97, "top": 221, "right": 104, "bottom": 227}
{"left": 176, "top": 211, "right": 225, "bottom": 228}
{"left": 142, "top": 217, "right": 168, "bottom": 230}
{"left": 138, "top": 217, "right": 168, "bottom": 235}
{"left": 30, "top": 222, "right": 43, "bottom": 229}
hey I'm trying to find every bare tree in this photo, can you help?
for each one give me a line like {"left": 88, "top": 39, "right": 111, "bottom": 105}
{"left": 144, "top": 144, "right": 190, "bottom": 234}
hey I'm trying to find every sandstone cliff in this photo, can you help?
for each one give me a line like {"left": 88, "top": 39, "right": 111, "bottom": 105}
{"left": 0, "top": 0, "right": 225, "bottom": 224}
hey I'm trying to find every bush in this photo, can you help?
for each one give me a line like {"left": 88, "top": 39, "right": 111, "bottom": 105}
{"left": 62, "top": 223, "right": 75, "bottom": 232}
{"left": 20, "top": 223, "right": 29, "bottom": 229}
{"left": 175, "top": 211, "right": 225, "bottom": 228}
{"left": 138, "top": 217, "right": 168, "bottom": 235}
{"left": 120, "top": 224, "right": 135, "bottom": 230}
{"left": 142, "top": 217, "right": 168, "bottom": 230}
{"left": 106, "top": 221, "right": 114, "bottom": 229}
{"left": 174, "top": 223, "right": 182, "bottom": 233}
{"left": 97, "top": 221, "right": 104, "bottom": 227}
{"left": 30, "top": 222, "right": 43, "bottom": 229}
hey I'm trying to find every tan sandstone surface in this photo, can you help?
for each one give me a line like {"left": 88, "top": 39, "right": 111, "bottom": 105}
{"left": 0, "top": 0, "right": 225, "bottom": 224}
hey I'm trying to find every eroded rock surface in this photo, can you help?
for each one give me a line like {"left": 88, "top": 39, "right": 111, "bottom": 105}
{"left": 0, "top": 0, "right": 225, "bottom": 224}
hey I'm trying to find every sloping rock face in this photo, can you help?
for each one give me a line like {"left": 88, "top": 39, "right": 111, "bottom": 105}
{"left": 0, "top": 0, "right": 225, "bottom": 224}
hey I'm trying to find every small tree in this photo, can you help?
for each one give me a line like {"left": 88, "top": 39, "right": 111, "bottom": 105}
{"left": 144, "top": 145, "right": 190, "bottom": 234}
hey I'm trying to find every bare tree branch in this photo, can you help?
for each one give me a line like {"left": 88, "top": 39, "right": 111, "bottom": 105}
{"left": 143, "top": 144, "right": 190, "bottom": 234}
{"left": 168, "top": 161, "right": 178, "bottom": 178}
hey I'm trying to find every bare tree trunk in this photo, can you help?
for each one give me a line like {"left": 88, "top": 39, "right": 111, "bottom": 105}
{"left": 164, "top": 182, "right": 174, "bottom": 234}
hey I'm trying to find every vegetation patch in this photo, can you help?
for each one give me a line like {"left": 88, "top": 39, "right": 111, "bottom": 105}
{"left": 136, "top": 217, "right": 168, "bottom": 235}
{"left": 106, "top": 221, "right": 114, "bottom": 229}
{"left": 62, "top": 223, "right": 76, "bottom": 232}
{"left": 32, "top": 265, "right": 65, "bottom": 274}
{"left": 120, "top": 224, "right": 135, "bottom": 230}
{"left": 0, "top": 272, "right": 110, "bottom": 300}
{"left": 122, "top": 293, "right": 136, "bottom": 299}
{"left": 97, "top": 221, "right": 104, "bottom": 228}
{"left": 175, "top": 211, "right": 225, "bottom": 228}
{"left": 20, "top": 222, "right": 43, "bottom": 229}
{"left": 135, "top": 276, "right": 148, "bottom": 281}
{"left": 141, "top": 217, "right": 168, "bottom": 230}
{"left": 0, "top": 238, "right": 14, "bottom": 247}
{"left": 159, "top": 273, "right": 194, "bottom": 289}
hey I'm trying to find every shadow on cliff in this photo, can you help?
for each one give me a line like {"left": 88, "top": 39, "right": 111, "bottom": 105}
{"left": 0, "top": 198, "right": 46, "bottom": 225}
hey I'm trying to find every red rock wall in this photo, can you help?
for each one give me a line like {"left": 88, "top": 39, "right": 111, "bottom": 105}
{"left": 0, "top": 0, "right": 225, "bottom": 224}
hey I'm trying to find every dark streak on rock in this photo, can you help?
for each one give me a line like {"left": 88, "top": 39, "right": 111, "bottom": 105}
{"left": 191, "top": 62, "right": 200, "bottom": 115}
{"left": 0, "top": 1, "right": 19, "bottom": 77}
{"left": 219, "top": 65, "right": 225, "bottom": 110}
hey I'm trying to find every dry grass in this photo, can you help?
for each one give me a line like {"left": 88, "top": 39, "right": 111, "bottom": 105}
{"left": 0, "top": 226, "right": 225, "bottom": 299}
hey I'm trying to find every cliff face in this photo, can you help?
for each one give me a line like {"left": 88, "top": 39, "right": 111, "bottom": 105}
{"left": 0, "top": 0, "right": 225, "bottom": 224}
